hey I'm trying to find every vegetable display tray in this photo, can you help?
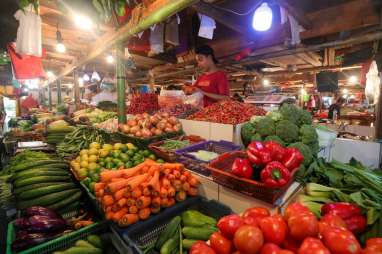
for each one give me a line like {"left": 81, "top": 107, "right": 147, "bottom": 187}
{"left": 119, "top": 196, "right": 232, "bottom": 254}
{"left": 175, "top": 140, "right": 242, "bottom": 176}
{"left": 6, "top": 220, "right": 131, "bottom": 254}
{"left": 207, "top": 151, "right": 296, "bottom": 204}
{"left": 148, "top": 136, "right": 205, "bottom": 162}
{"left": 118, "top": 130, "right": 184, "bottom": 149}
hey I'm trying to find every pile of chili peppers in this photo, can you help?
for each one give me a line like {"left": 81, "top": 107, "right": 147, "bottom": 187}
{"left": 127, "top": 93, "right": 159, "bottom": 114}
{"left": 187, "top": 100, "right": 266, "bottom": 124}
{"left": 231, "top": 141, "right": 304, "bottom": 188}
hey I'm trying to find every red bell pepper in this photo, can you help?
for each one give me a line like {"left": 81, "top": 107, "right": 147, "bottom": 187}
{"left": 260, "top": 161, "right": 291, "bottom": 187}
{"left": 282, "top": 147, "right": 304, "bottom": 170}
{"left": 264, "top": 141, "right": 286, "bottom": 162}
{"left": 247, "top": 141, "right": 272, "bottom": 165}
{"left": 232, "top": 158, "right": 253, "bottom": 179}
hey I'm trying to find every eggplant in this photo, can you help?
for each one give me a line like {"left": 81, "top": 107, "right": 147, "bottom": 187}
{"left": 14, "top": 218, "right": 30, "bottom": 229}
{"left": 12, "top": 233, "right": 57, "bottom": 251}
{"left": 25, "top": 206, "right": 60, "bottom": 219}
{"left": 15, "top": 230, "right": 29, "bottom": 239}
{"left": 28, "top": 215, "right": 67, "bottom": 232}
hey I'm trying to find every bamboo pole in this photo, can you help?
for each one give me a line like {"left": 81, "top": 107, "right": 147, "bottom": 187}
{"left": 116, "top": 43, "right": 127, "bottom": 124}
{"left": 56, "top": 79, "right": 62, "bottom": 104}
{"left": 74, "top": 71, "right": 80, "bottom": 110}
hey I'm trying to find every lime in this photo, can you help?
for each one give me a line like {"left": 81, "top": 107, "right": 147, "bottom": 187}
{"left": 78, "top": 168, "right": 88, "bottom": 178}
{"left": 75, "top": 156, "right": 81, "bottom": 163}
{"left": 90, "top": 173, "right": 100, "bottom": 183}
{"left": 80, "top": 154, "right": 89, "bottom": 162}
{"left": 157, "top": 159, "right": 165, "bottom": 163}
{"left": 89, "top": 155, "right": 98, "bottom": 163}
{"left": 134, "top": 160, "right": 141, "bottom": 166}
{"left": 72, "top": 162, "right": 81, "bottom": 171}
{"left": 112, "top": 150, "right": 121, "bottom": 158}
{"left": 126, "top": 150, "right": 135, "bottom": 157}
{"left": 102, "top": 144, "right": 113, "bottom": 151}
{"left": 82, "top": 177, "right": 91, "bottom": 186}
{"left": 105, "top": 157, "right": 113, "bottom": 163}
{"left": 117, "top": 161, "right": 124, "bottom": 168}
{"left": 89, "top": 182, "right": 95, "bottom": 193}
{"left": 80, "top": 149, "right": 89, "bottom": 156}
{"left": 80, "top": 161, "right": 89, "bottom": 169}
{"left": 99, "top": 149, "right": 109, "bottom": 158}
{"left": 89, "top": 142, "right": 101, "bottom": 150}
{"left": 148, "top": 154, "right": 156, "bottom": 160}
{"left": 125, "top": 161, "right": 133, "bottom": 168}
{"left": 120, "top": 153, "right": 129, "bottom": 162}
{"left": 142, "top": 150, "right": 151, "bottom": 157}
{"left": 88, "top": 162, "right": 98, "bottom": 171}
{"left": 126, "top": 143, "right": 136, "bottom": 150}
{"left": 105, "top": 162, "right": 114, "bottom": 169}
{"left": 121, "top": 145, "right": 128, "bottom": 153}
{"left": 113, "top": 143, "right": 123, "bottom": 150}
{"left": 99, "top": 161, "right": 105, "bottom": 167}
{"left": 88, "top": 148, "right": 99, "bottom": 156}
{"left": 113, "top": 158, "right": 121, "bottom": 164}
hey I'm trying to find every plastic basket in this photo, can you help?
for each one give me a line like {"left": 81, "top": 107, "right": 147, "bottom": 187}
{"left": 148, "top": 136, "right": 205, "bottom": 162}
{"left": 79, "top": 181, "right": 105, "bottom": 219}
{"left": 120, "top": 196, "right": 232, "bottom": 254}
{"left": 118, "top": 130, "right": 184, "bottom": 149}
{"left": 175, "top": 140, "right": 242, "bottom": 176}
{"left": 207, "top": 151, "right": 296, "bottom": 204}
{"left": 6, "top": 220, "right": 131, "bottom": 254}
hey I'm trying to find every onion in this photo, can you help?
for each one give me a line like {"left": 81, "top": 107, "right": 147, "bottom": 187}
{"left": 164, "top": 127, "right": 174, "bottom": 133}
{"left": 150, "top": 116, "right": 159, "bottom": 125}
{"left": 155, "top": 129, "right": 163, "bottom": 136}
{"left": 127, "top": 120, "right": 137, "bottom": 127}
{"left": 135, "top": 130, "right": 142, "bottom": 137}
{"left": 141, "top": 128, "right": 152, "bottom": 138}
{"left": 142, "top": 120, "right": 152, "bottom": 129}
{"left": 150, "top": 127, "right": 157, "bottom": 133}
{"left": 122, "top": 125, "right": 130, "bottom": 134}
{"left": 142, "top": 112, "right": 149, "bottom": 118}
{"left": 173, "top": 125, "right": 181, "bottom": 132}
{"left": 130, "top": 126, "right": 140, "bottom": 134}
{"left": 166, "top": 123, "right": 173, "bottom": 129}
{"left": 156, "top": 121, "right": 166, "bottom": 130}
{"left": 161, "top": 112, "right": 170, "bottom": 118}
{"left": 168, "top": 116, "right": 178, "bottom": 125}
{"left": 175, "top": 123, "right": 182, "bottom": 130}
{"left": 137, "top": 119, "right": 144, "bottom": 127}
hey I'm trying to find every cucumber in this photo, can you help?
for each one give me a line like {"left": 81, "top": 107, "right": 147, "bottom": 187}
{"left": 18, "top": 183, "right": 76, "bottom": 200}
{"left": 14, "top": 160, "right": 68, "bottom": 172}
{"left": 87, "top": 235, "right": 102, "bottom": 249}
{"left": 182, "top": 226, "right": 217, "bottom": 241}
{"left": 160, "top": 238, "right": 178, "bottom": 254}
{"left": 155, "top": 216, "right": 181, "bottom": 250}
{"left": 14, "top": 182, "right": 69, "bottom": 194}
{"left": 17, "top": 189, "right": 80, "bottom": 210}
{"left": 57, "top": 201, "right": 81, "bottom": 215}
{"left": 38, "top": 163, "right": 69, "bottom": 169}
{"left": 47, "top": 191, "right": 82, "bottom": 211}
{"left": 60, "top": 247, "right": 102, "bottom": 254}
{"left": 14, "top": 170, "right": 69, "bottom": 182}
{"left": 75, "top": 240, "right": 95, "bottom": 248}
{"left": 15, "top": 167, "right": 68, "bottom": 178}
{"left": 14, "top": 175, "right": 71, "bottom": 188}
{"left": 182, "top": 239, "right": 197, "bottom": 250}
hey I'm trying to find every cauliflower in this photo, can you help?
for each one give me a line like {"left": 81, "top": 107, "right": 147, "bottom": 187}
{"left": 279, "top": 104, "right": 301, "bottom": 124}
{"left": 288, "top": 142, "right": 313, "bottom": 166}
{"left": 253, "top": 116, "right": 276, "bottom": 137}
{"left": 300, "top": 125, "right": 318, "bottom": 145}
{"left": 241, "top": 122, "right": 257, "bottom": 146}
{"left": 275, "top": 120, "right": 299, "bottom": 144}
{"left": 298, "top": 110, "right": 313, "bottom": 126}
{"left": 263, "top": 135, "right": 285, "bottom": 146}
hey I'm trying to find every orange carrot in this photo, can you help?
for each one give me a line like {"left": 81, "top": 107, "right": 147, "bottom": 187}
{"left": 173, "top": 170, "right": 181, "bottom": 179}
{"left": 163, "top": 168, "right": 171, "bottom": 175}
{"left": 164, "top": 163, "right": 182, "bottom": 171}
{"left": 151, "top": 197, "right": 161, "bottom": 207}
{"left": 129, "top": 206, "right": 138, "bottom": 214}
{"left": 167, "top": 198, "right": 175, "bottom": 207}
{"left": 147, "top": 170, "right": 159, "bottom": 190}
{"left": 112, "top": 204, "right": 120, "bottom": 212}
{"left": 118, "top": 214, "right": 139, "bottom": 227}
{"left": 118, "top": 198, "right": 127, "bottom": 207}
{"left": 160, "top": 187, "right": 168, "bottom": 198}
{"left": 168, "top": 174, "right": 175, "bottom": 180}
{"left": 94, "top": 183, "right": 105, "bottom": 192}
{"left": 97, "top": 189, "right": 105, "bottom": 197}
{"left": 143, "top": 187, "right": 151, "bottom": 196}
{"left": 176, "top": 191, "right": 187, "bottom": 202}
{"left": 148, "top": 165, "right": 159, "bottom": 175}
{"left": 180, "top": 175, "right": 187, "bottom": 182}
{"left": 161, "top": 198, "right": 169, "bottom": 208}
{"left": 137, "top": 196, "right": 151, "bottom": 209}
{"left": 138, "top": 208, "right": 151, "bottom": 220}
{"left": 100, "top": 170, "right": 125, "bottom": 183}
{"left": 124, "top": 189, "right": 131, "bottom": 198}
{"left": 173, "top": 180, "right": 182, "bottom": 191}
{"left": 131, "top": 188, "right": 142, "bottom": 199}
{"left": 102, "top": 195, "right": 114, "bottom": 206}
{"left": 182, "top": 182, "right": 190, "bottom": 192}
{"left": 106, "top": 211, "right": 114, "bottom": 220}
{"left": 108, "top": 179, "right": 131, "bottom": 193}
{"left": 189, "top": 177, "right": 199, "bottom": 187}
{"left": 105, "top": 206, "right": 112, "bottom": 213}
{"left": 113, "top": 208, "right": 128, "bottom": 221}
{"left": 114, "top": 188, "right": 126, "bottom": 200}
{"left": 183, "top": 171, "right": 191, "bottom": 178}
{"left": 127, "top": 173, "right": 149, "bottom": 191}
{"left": 127, "top": 198, "right": 136, "bottom": 206}
{"left": 111, "top": 177, "right": 126, "bottom": 182}
{"left": 188, "top": 187, "right": 198, "bottom": 196}
{"left": 167, "top": 187, "right": 176, "bottom": 197}
{"left": 150, "top": 206, "right": 161, "bottom": 214}
{"left": 161, "top": 178, "right": 171, "bottom": 188}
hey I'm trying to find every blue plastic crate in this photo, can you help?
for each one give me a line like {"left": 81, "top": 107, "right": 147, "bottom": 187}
{"left": 175, "top": 140, "right": 242, "bottom": 176}
{"left": 119, "top": 196, "right": 233, "bottom": 254}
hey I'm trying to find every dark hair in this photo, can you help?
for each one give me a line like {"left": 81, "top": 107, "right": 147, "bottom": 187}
{"left": 195, "top": 45, "right": 218, "bottom": 64}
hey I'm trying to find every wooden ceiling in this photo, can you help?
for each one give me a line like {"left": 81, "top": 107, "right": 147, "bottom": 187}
{"left": 32, "top": 0, "right": 382, "bottom": 90}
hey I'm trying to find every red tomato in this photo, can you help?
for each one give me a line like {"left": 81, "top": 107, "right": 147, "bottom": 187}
{"left": 279, "top": 250, "right": 295, "bottom": 254}
{"left": 209, "top": 232, "right": 233, "bottom": 254}
{"left": 258, "top": 215, "right": 287, "bottom": 245}
{"left": 288, "top": 212, "right": 318, "bottom": 241}
{"left": 260, "top": 243, "right": 280, "bottom": 254}
{"left": 284, "top": 203, "right": 310, "bottom": 221}
{"left": 242, "top": 207, "right": 270, "bottom": 224}
{"left": 366, "top": 238, "right": 382, "bottom": 251}
{"left": 321, "top": 227, "right": 361, "bottom": 254}
{"left": 282, "top": 235, "right": 301, "bottom": 253}
{"left": 319, "top": 213, "right": 347, "bottom": 234}
{"left": 234, "top": 225, "right": 264, "bottom": 254}
{"left": 298, "top": 237, "right": 330, "bottom": 254}
{"left": 190, "top": 241, "right": 216, "bottom": 254}
{"left": 217, "top": 214, "right": 244, "bottom": 239}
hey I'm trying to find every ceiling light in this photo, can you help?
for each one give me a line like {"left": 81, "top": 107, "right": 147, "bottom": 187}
{"left": 56, "top": 42, "right": 66, "bottom": 53}
{"left": 46, "top": 71, "right": 55, "bottom": 78}
{"left": 91, "top": 71, "right": 101, "bottom": 82}
{"left": 263, "top": 79, "right": 270, "bottom": 86}
{"left": 349, "top": 76, "right": 358, "bottom": 84}
{"left": 83, "top": 73, "right": 90, "bottom": 82}
{"left": 74, "top": 15, "right": 93, "bottom": 30}
{"left": 106, "top": 55, "right": 114, "bottom": 64}
{"left": 252, "top": 2, "right": 273, "bottom": 31}
{"left": 300, "top": 88, "right": 306, "bottom": 95}
{"left": 67, "top": 84, "right": 74, "bottom": 89}
{"left": 343, "top": 89, "right": 349, "bottom": 94}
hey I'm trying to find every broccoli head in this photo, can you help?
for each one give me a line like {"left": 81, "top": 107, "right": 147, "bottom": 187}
{"left": 279, "top": 104, "right": 301, "bottom": 124}
{"left": 267, "top": 111, "right": 282, "bottom": 122}
{"left": 253, "top": 116, "right": 276, "bottom": 137}
{"left": 263, "top": 135, "right": 285, "bottom": 146}
{"left": 250, "top": 133, "right": 262, "bottom": 142}
{"left": 300, "top": 124, "right": 318, "bottom": 145}
{"left": 241, "top": 122, "right": 257, "bottom": 146}
{"left": 298, "top": 110, "right": 313, "bottom": 126}
{"left": 275, "top": 120, "right": 299, "bottom": 144}
{"left": 288, "top": 142, "right": 313, "bottom": 166}
{"left": 308, "top": 140, "right": 320, "bottom": 155}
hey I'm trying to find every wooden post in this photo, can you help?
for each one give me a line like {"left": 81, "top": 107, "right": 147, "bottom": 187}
{"left": 56, "top": 79, "right": 62, "bottom": 104}
{"left": 116, "top": 43, "right": 126, "bottom": 124}
{"left": 48, "top": 83, "right": 52, "bottom": 111}
{"left": 375, "top": 73, "right": 382, "bottom": 140}
{"left": 74, "top": 71, "right": 80, "bottom": 110}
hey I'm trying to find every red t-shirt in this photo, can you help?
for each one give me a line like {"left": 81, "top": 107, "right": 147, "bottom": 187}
{"left": 194, "top": 71, "right": 229, "bottom": 107}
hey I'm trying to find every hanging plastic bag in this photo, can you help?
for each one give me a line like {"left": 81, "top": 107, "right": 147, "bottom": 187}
{"left": 365, "top": 60, "right": 381, "bottom": 105}
{"left": 184, "top": 92, "right": 204, "bottom": 107}
{"left": 165, "top": 15, "right": 180, "bottom": 46}
{"left": 150, "top": 23, "right": 164, "bottom": 55}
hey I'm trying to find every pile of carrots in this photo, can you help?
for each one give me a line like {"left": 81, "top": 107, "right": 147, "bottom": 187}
{"left": 94, "top": 160, "right": 200, "bottom": 227}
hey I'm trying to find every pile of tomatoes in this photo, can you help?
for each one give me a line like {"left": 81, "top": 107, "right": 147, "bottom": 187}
{"left": 189, "top": 203, "right": 382, "bottom": 254}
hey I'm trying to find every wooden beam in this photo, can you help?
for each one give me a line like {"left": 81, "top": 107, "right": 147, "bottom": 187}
{"left": 263, "top": 65, "right": 362, "bottom": 77}
{"left": 275, "top": 0, "right": 312, "bottom": 29}
{"left": 54, "top": 0, "right": 199, "bottom": 82}
{"left": 301, "top": 0, "right": 379, "bottom": 39}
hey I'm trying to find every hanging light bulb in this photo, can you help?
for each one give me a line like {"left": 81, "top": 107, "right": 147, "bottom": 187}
{"left": 56, "top": 26, "right": 66, "bottom": 53}
{"left": 252, "top": 2, "right": 273, "bottom": 31}
{"left": 74, "top": 15, "right": 93, "bottom": 30}
{"left": 91, "top": 71, "right": 101, "bottom": 82}
{"left": 83, "top": 73, "right": 90, "bottom": 82}
{"left": 106, "top": 54, "right": 114, "bottom": 64}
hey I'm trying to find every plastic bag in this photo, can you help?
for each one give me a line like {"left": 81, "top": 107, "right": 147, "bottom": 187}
{"left": 158, "top": 90, "right": 185, "bottom": 108}
{"left": 184, "top": 92, "right": 204, "bottom": 107}
{"left": 365, "top": 61, "right": 381, "bottom": 105}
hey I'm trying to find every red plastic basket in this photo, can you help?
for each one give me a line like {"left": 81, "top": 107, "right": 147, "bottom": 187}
{"left": 207, "top": 151, "right": 296, "bottom": 204}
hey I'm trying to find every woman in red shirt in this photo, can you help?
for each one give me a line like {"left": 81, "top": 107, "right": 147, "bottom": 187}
{"left": 193, "top": 45, "right": 230, "bottom": 107}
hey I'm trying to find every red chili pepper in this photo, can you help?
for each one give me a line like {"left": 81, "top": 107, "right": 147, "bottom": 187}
{"left": 264, "top": 141, "right": 286, "bottom": 162}
{"left": 247, "top": 141, "right": 272, "bottom": 165}
{"left": 321, "top": 202, "right": 362, "bottom": 219}
{"left": 344, "top": 215, "right": 366, "bottom": 234}
{"left": 282, "top": 147, "right": 304, "bottom": 170}
{"left": 260, "top": 161, "right": 291, "bottom": 188}
{"left": 231, "top": 158, "right": 253, "bottom": 179}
